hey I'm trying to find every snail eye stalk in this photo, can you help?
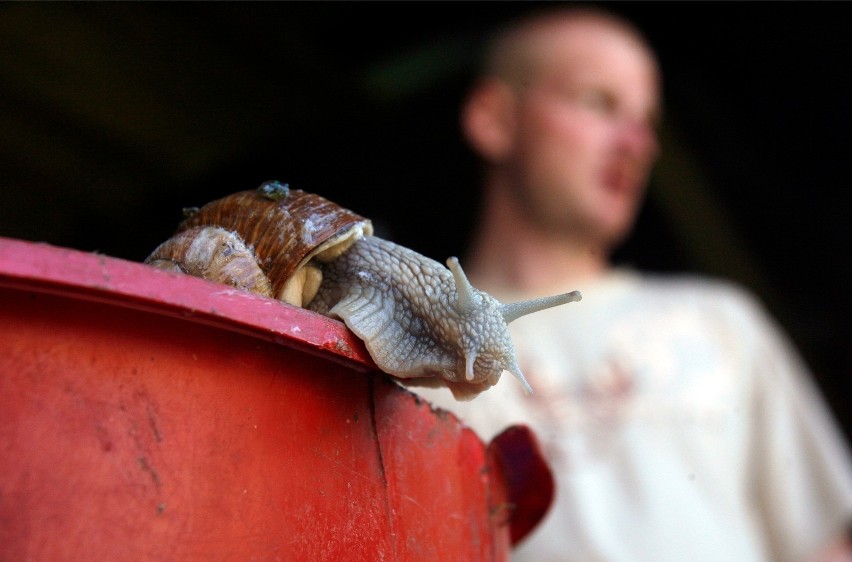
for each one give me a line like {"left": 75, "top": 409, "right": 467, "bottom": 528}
{"left": 500, "top": 291, "right": 582, "bottom": 324}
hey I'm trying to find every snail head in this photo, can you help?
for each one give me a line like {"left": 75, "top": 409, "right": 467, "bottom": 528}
{"left": 446, "top": 257, "right": 582, "bottom": 395}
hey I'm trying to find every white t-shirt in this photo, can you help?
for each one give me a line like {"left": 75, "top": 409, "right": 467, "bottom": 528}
{"left": 415, "top": 269, "right": 852, "bottom": 562}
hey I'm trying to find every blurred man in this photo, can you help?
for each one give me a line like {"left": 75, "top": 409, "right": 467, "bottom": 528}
{"left": 417, "top": 6, "right": 852, "bottom": 561}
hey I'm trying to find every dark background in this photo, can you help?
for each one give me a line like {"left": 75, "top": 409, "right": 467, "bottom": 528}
{"left": 1, "top": 2, "right": 849, "bottom": 442}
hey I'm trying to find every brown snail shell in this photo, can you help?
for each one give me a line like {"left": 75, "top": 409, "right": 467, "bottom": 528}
{"left": 146, "top": 182, "right": 373, "bottom": 307}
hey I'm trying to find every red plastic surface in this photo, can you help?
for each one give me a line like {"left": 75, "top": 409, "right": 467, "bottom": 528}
{"left": 0, "top": 237, "right": 555, "bottom": 561}
{"left": 0, "top": 237, "right": 375, "bottom": 371}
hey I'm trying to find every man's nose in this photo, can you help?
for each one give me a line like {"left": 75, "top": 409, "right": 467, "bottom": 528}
{"left": 616, "top": 118, "right": 659, "bottom": 160}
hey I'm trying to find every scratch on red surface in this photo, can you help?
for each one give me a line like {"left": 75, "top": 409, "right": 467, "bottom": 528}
{"left": 308, "top": 445, "right": 385, "bottom": 490}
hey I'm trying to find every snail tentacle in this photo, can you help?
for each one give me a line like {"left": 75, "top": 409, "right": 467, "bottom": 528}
{"left": 465, "top": 349, "right": 477, "bottom": 382}
{"left": 507, "top": 359, "right": 534, "bottom": 395}
{"left": 447, "top": 256, "right": 479, "bottom": 314}
{"left": 501, "top": 291, "right": 582, "bottom": 324}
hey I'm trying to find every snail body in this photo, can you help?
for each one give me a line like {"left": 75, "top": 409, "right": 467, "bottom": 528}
{"left": 146, "top": 182, "right": 581, "bottom": 399}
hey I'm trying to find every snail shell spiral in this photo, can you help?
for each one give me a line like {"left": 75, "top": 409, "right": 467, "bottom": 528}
{"left": 146, "top": 182, "right": 372, "bottom": 307}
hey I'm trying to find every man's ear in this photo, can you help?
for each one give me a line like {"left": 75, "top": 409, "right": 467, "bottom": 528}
{"left": 461, "top": 78, "right": 516, "bottom": 162}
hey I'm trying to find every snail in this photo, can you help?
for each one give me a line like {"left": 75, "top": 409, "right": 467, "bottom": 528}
{"left": 145, "top": 181, "right": 582, "bottom": 400}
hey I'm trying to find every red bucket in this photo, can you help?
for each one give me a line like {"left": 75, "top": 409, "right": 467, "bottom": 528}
{"left": 0, "top": 237, "right": 552, "bottom": 561}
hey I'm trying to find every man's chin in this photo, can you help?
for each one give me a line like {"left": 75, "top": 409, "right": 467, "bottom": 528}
{"left": 596, "top": 213, "right": 637, "bottom": 246}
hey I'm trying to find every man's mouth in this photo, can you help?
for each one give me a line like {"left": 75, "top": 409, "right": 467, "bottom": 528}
{"left": 602, "top": 167, "right": 640, "bottom": 198}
